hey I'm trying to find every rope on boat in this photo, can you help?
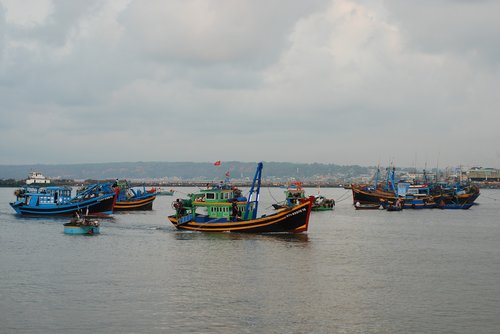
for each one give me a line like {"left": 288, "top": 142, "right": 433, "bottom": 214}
{"left": 267, "top": 186, "right": 281, "bottom": 204}
{"left": 334, "top": 190, "right": 351, "bottom": 203}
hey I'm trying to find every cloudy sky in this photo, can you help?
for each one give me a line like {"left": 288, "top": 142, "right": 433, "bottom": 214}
{"left": 1, "top": 0, "right": 499, "bottom": 168}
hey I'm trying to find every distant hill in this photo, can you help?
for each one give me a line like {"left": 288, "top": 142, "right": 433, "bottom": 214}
{"left": 0, "top": 161, "right": 373, "bottom": 181}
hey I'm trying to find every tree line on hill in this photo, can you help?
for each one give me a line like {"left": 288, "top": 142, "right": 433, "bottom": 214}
{"left": 0, "top": 161, "right": 373, "bottom": 182}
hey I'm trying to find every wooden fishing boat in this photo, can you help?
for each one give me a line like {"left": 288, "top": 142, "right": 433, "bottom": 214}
{"left": 352, "top": 166, "right": 480, "bottom": 209}
{"left": 168, "top": 163, "right": 313, "bottom": 233}
{"left": 10, "top": 183, "right": 116, "bottom": 216}
{"left": 273, "top": 182, "right": 334, "bottom": 211}
{"left": 354, "top": 202, "right": 382, "bottom": 210}
{"left": 156, "top": 188, "right": 175, "bottom": 196}
{"left": 64, "top": 215, "right": 100, "bottom": 235}
{"left": 433, "top": 183, "right": 480, "bottom": 209}
{"left": 112, "top": 181, "right": 157, "bottom": 211}
{"left": 312, "top": 195, "right": 335, "bottom": 211}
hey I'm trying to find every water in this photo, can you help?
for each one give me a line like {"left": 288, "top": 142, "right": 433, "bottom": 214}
{"left": 1, "top": 187, "right": 500, "bottom": 333}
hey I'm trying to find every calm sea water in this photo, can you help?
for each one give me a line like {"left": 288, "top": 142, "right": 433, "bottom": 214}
{"left": 1, "top": 186, "right": 500, "bottom": 333}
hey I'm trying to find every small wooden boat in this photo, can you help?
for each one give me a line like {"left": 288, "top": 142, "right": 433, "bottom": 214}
{"left": 156, "top": 188, "right": 175, "bottom": 196}
{"left": 168, "top": 163, "right": 313, "bottom": 233}
{"left": 112, "top": 181, "right": 157, "bottom": 211}
{"left": 354, "top": 202, "right": 382, "bottom": 210}
{"left": 64, "top": 215, "right": 100, "bottom": 235}
{"left": 312, "top": 195, "right": 335, "bottom": 211}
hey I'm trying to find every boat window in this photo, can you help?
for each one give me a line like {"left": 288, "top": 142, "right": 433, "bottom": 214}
{"left": 206, "top": 193, "right": 215, "bottom": 200}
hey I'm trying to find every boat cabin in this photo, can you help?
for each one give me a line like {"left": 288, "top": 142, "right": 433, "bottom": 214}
{"left": 183, "top": 186, "right": 253, "bottom": 221}
{"left": 14, "top": 186, "right": 72, "bottom": 207}
{"left": 397, "top": 183, "right": 431, "bottom": 197}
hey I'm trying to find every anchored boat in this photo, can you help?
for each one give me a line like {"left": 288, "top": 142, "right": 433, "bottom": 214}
{"left": 168, "top": 162, "right": 314, "bottom": 233}
{"left": 10, "top": 183, "right": 116, "bottom": 216}
{"left": 272, "top": 181, "right": 335, "bottom": 211}
{"left": 352, "top": 167, "right": 480, "bottom": 209}
{"left": 111, "top": 181, "right": 157, "bottom": 211}
{"left": 64, "top": 214, "right": 100, "bottom": 235}
{"left": 156, "top": 188, "right": 175, "bottom": 196}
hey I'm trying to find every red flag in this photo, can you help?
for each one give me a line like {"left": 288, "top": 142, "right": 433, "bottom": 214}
{"left": 214, "top": 160, "right": 221, "bottom": 166}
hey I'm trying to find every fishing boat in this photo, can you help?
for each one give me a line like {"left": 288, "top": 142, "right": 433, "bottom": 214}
{"left": 63, "top": 214, "right": 100, "bottom": 235}
{"left": 168, "top": 162, "right": 314, "bottom": 233}
{"left": 432, "top": 182, "right": 480, "bottom": 209}
{"left": 272, "top": 181, "right": 335, "bottom": 211}
{"left": 10, "top": 183, "right": 116, "bottom": 216}
{"left": 311, "top": 195, "right": 335, "bottom": 211}
{"left": 351, "top": 167, "right": 478, "bottom": 209}
{"left": 112, "top": 181, "right": 157, "bottom": 211}
{"left": 272, "top": 181, "right": 305, "bottom": 209}
{"left": 156, "top": 188, "right": 175, "bottom": 196}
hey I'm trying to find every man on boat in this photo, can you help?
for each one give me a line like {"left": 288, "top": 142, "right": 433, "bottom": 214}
{"left": 231, "top": 201, "right": 240, "bottom": 221}
{"left": 173, "top": 199, "right": 186, "bottom": 216}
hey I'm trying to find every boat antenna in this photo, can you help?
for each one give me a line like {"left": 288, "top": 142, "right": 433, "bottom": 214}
{"left": 435, "top": 151, "right": 440, "bottom": 182}
{"left": 424, "top": 161, "right": 428, "bottom": 184}
{"left": 244, "top": 162, "right": 263, "bottom": 220}
{"left": 374, "top": 164, "right": 380, "bottom": 189}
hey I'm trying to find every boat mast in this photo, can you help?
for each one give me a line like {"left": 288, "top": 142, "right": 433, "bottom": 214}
{"left": 374, "top": 165, "right": 380, "bottom": 189}
{"left": 244, "top": 162, "right": 263, "bottom": 220}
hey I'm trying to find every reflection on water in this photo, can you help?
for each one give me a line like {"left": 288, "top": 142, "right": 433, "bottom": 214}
{"left": 173, "top": 231, "right": 309, "bottom": 243}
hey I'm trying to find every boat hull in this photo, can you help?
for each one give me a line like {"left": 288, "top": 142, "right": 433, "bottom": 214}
{"left": 354, "top": 203, "right": 382, "bottom": 210}
{"left": 64, "top": 225, "right": 100, "bottom": 235}
{"left": 10, "top": 194, "right": 115, "bottom": 216}
{"left": 114, "top": 195, "right": 156, "bottom": 211}
{"left": 352, "top": 187, "right": 398, "bottom": 204}
{"left": 169, "top": 200, "right": 313, "bottom": 233}
{"left": 312, "top": 206, "right": 334, "bottom": 211}
{"left": 157, "top": 191, "right": 174, "bottom": 196}
{"left": 439, "top": 203, "right": 474, "bottom": 210}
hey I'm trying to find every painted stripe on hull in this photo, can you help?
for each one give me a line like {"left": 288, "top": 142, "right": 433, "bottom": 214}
{"left": 114, "top": 196, "right": 156, "bottom": 211}
{"left": 168, "top": 201, "right": 312, "bottom": 233}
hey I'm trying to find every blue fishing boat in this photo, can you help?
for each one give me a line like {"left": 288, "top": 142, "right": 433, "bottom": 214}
{"left": 10, "top": 183, "right": 116, "bottom": 216}
{"left": 63, "top": 214, "right": 100, "bottom": 235}
{"left": 112, "top": 181, "right": 157, "bottom": 211}
{"left": 395, "top": 183, "right": 437, "bottom": 209}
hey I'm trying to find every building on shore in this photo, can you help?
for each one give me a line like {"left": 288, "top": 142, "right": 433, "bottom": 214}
{"left": 467, "top": 167, "right": 500, "bottom": 182}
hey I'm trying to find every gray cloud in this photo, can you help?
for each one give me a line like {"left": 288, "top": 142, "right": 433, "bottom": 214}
{"left": 0, "top": 0, "right": 498, "bottom": 168}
